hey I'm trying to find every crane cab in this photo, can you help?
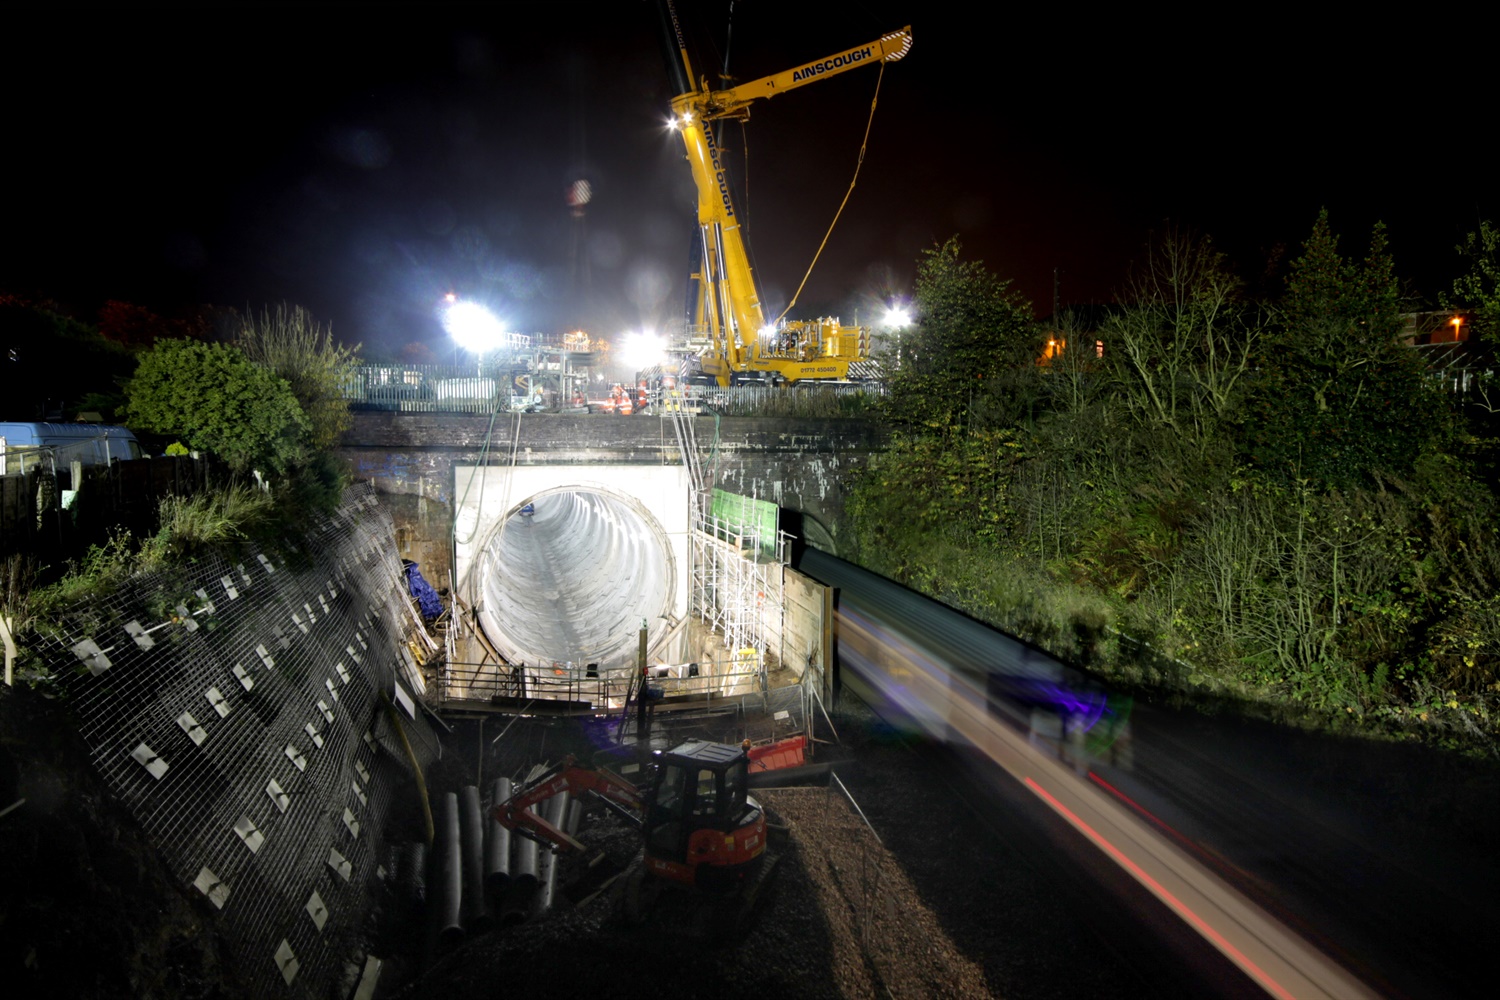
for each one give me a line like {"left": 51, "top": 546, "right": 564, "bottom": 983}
{"left": 642, "top": 739, "right": 766, "bottom": 891}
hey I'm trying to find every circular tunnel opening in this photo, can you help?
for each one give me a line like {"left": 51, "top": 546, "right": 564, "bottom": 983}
{"left": 474, "top": 489, "right": 674, "bottom": 673}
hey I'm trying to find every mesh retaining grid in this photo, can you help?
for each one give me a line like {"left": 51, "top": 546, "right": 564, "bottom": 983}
{"left": 34, "top": 483, "right": 438, "bottom": 998}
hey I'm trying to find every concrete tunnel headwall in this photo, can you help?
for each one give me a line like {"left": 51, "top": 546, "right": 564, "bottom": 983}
{"left": 335, "top": 412, "right": 886, "bottom": 667}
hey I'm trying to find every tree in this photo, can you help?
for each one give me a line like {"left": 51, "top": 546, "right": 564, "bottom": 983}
{"left": 1447, "top": 221, "right": 1500, "bottom": 341}
{"left": 1245, "top": 211, "right": 1442, "bottom": 486}
{"left": 882, "top": 238, "right": 1037, "bottom": 430}
{"left": 96, "top": 300, "right": 210, "bottom": 349}
{"left": 1102, "top": 229, "right": 1262, "bottom": 454}
{"left": 233, "top": 305, "right": 358, "bottom": 453}
{"left": 126, "top": 339, "right": 309, "bottom": 475}
{"left": 1442, "top": 221, "right": 1500, "bottom": 417}
{"left": 0, "top": 298, "right": 136, "bottom": 419}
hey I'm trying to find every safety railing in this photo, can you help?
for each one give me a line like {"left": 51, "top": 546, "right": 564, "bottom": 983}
{"left": 438, "top": 660, "right": 622, "bottom": 707}
{"left": 641, "top": 661, "right": 765, "bottom": 700}
{"left": 437, "top": 657, "right": 767, "bottom": 709}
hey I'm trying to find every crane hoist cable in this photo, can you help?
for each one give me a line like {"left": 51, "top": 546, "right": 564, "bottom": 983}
{"left": 451, "top": 406, "right": 514, "bottom": 547}
{"left": 773, "top": 59, "right": 889, "bottom": 326}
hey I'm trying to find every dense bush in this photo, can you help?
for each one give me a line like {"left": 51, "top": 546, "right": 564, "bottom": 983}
{"left": 127, "top": 338, "right": 309, "bottom": 475}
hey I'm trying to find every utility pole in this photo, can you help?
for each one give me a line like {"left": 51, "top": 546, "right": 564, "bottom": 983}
{"left": 635, "top": 620, "right": 649, "bottom": 743}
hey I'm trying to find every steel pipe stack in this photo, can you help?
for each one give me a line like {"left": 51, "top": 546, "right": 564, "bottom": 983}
{"left": 565, "top": 798, "right": 582, "bottom": 840}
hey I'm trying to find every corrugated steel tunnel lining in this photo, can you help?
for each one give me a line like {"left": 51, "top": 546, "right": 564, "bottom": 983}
{"left": 476, "top": 489, "right": 673, "bottom": 671}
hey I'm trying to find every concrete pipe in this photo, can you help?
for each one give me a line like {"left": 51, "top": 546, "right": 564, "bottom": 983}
{"left": 565, "top": 797, "right": 583, "bottom": 837}
{"left": 396, "top": 841, "right": 427, "bottom": 907}
{"left": 459, "top": 785, "right": 492, "bottom": 932}
{"left": 501, "top": 797, "right": 542, "bottom": 923}
{"left": 430, "top": 792, "right": 463, "bottom": 949}
{"left": 486, "top": 776, "right": 512, "bottom": 892}
{"left": 534, "top": 792, "right": 570, "bottom": 915}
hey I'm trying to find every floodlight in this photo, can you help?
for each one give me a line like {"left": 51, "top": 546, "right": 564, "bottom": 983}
{"left": 620, "top": 330, "right": 667, "bottom": 370}
{"left": 444, "top": 300, "right": 509, "bottom": 353}
{"left": 883, "top": 305, "right": 912, "bottom": 328}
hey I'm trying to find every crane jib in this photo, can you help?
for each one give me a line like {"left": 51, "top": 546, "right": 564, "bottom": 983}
{"left": 790, "top": 46, "right": 875, "bottom": 82}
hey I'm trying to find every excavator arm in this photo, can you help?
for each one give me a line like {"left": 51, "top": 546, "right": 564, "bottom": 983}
{"left": 493, "top": 756, "right": 644, "bottom": 853}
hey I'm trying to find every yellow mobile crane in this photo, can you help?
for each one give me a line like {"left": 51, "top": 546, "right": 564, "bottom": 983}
{"left": 655, "top": 1, "right": 912, "bottom": 386}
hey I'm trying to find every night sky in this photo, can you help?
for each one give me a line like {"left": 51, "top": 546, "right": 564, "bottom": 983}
{"left": 5, "top": 2, "right": 1487, "bottom": 359}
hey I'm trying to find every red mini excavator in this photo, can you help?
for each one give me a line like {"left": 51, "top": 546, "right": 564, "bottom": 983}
{"left": 493, "top": 739, "right": 770, "bottom": 904}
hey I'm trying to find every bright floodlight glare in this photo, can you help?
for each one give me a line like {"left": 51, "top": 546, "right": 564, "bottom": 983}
{"left": 883, "top": 306, "right": 912, "bottom": 328}
{"left": 620, "top": 330, "right": 666, "bottom": 370}
{"left": 444, "top": 300, "right": 508, "bottom": 353}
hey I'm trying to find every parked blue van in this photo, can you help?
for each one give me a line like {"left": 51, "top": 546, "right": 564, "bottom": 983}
{"left": 0, "top": 422, "right": 144, "bottom": 475}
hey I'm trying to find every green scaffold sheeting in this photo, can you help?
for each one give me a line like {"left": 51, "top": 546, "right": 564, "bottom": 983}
{"left": 709, "top": 489, "right": 777, "bottom": 558}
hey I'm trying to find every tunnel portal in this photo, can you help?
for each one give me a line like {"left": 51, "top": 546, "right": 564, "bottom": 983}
{"left": 473, "top": 488, "right": 675, "bottom": 672}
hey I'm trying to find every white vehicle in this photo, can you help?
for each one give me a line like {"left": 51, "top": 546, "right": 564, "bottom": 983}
{"left": 0, "top": 422, "right": 144, "bottom": 475}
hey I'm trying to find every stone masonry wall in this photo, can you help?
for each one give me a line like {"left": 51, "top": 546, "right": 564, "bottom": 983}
{"left": 335, "top": 412, "right": 885, "bottom": 586}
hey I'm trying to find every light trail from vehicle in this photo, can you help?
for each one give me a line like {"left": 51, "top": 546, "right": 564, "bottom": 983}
{"left": 832, "top": 603, "right": 1380, "bottom": 1000}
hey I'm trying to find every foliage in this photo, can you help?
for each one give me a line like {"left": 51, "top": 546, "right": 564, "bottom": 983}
{"left": 96, "top": 300, "right": 209, "bottom": 349}
{"left": 1102, "top": 230, "right": 1263, "bottom": 455}
{"left": 1244, "top": 212, "right": 1446, "bottom": 487}
{"left": 1440, "top": 222, "right": 1500, "bottom": 426}
{"left": 126, "top": 338, "right": 309, "bottom": 475}
{"left": 844, "top": 218, "right": 1500, "bottom": 744}
{"left": 27, "top": 530, "right": 139, "bottom": 619}
{"left": 24, "top": 485, "right": 278, "bottom": 619}
{"left": 138, "top": 487, "right": 276, "bottom": 568}
{"left": 0, "top": 298, "right": 136, "bottom": 419}
{"left": 882, "top": 238, "right": 1038, "bottom": 430}
{"left": 1446, "top": 221, "right": 1500, "bottom": 343}
{"left": 233, "top": 304, "right": 359, "bottom": 452}
{"left": 848, "top": 426, "right": 1026, "bottom": 555}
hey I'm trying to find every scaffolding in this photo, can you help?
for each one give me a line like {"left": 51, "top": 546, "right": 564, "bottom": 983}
{"left": 661, "top": 390, "right": 792, "bottom": 678}
{"left": 689, "top": 490, "right": 789, "bottom": 680}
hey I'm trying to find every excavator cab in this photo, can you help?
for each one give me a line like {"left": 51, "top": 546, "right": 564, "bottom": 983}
{"left": 642, "top": 739, "right": 765, "bottom": 891}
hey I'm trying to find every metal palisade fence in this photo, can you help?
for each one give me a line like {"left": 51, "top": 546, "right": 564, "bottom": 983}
{"left": 33, "top": 483, "right": 437, "bottom": 998}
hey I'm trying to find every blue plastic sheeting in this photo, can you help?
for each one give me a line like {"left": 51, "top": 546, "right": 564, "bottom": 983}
{"left": 404, "top": 562, "right": 442, "bottom": 621}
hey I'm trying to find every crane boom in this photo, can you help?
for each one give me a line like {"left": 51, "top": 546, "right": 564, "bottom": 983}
{"left": 705, "top": 27, "right": 912, "bottom": 117}
{"left": 657, "top": 1, "right": 912, "bottom": 385}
